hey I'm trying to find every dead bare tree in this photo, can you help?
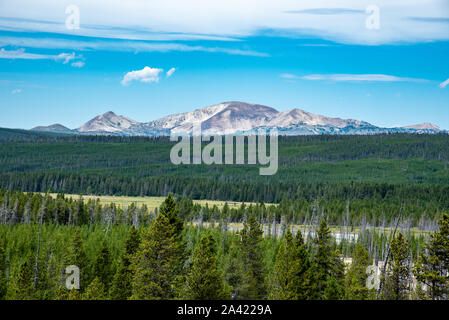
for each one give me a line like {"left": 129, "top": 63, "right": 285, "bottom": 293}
{"left": 33, "top": 197, "right": 45, "bottom": 290}
{"left": 376, "top": 205, "right": 403, "bottom": 299}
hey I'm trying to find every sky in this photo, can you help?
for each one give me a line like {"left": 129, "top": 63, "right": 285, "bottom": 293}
{"left": 0, "top": 0, "right": 448, "bottom": 130}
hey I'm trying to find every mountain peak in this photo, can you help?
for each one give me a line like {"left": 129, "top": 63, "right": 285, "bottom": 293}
{"left": 403, "top": 122, "right": 442, "bottom": 131}
{"left": 31, "top": 123, "right": 72, "bottom": 133}
{"left": 102, "top": 111, "right": 117, "bottom": 117}
{"left": 77, "top": 111, "right": 138, "bottom": 133}
{"left": 201, "top": 101, "right": 278, "bottom": 134}
{"left": 36, "top": 102, "right": 445, "bottom": 136}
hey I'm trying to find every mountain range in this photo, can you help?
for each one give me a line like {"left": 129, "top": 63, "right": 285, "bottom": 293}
{"left": 30, "top": 101, "right": 446, "bottom": 136}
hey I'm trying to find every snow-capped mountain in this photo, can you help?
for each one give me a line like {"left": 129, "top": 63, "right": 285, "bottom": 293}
{"left": 134, "top": 102, "right": 230, "bottom": 136}
{"left": 30, "top": 101, "right": 446, "bottom": 136}
{"left": 201, "top": 102, "right": 278, "bottom": 135}
{"left": 135, "top": 101, "right": 376, "bottom": 135}
{"left": 268, "top": 108, "right": 370, "bottom": 128}
{"left": 77, "top": 111, "right": 138, "bottom": 133}
{"left": 403, "top": 123, "right": 442, "bottom": 131}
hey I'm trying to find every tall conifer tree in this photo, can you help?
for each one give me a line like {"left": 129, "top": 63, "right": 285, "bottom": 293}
{"left": 93, "top": 240, "right": 112, "bottom": 295}
{"left": 83, "top": 277, "right": 105, "bottom": 300}
{"left": 381, "top": 232, "right": 411, "bottom": 300}
{"left": 414, "top": 214, "right": 449, "bottom": 299}
{"left": 239, "top": 214, "right": 266, "bottom": 299}
{"left": 11, "top": 261, "right": 34, "bottom": 300}
{"left": 345, "top": 243, "right": 373, "bottom": 300}
{"left": 184, "top": 232, "right": 229, "bottom": 299}
{"left": 0, "top": 238, "right": 7, "bottom": 300}
{"left": 131, "top": 213, "right": 180, "bottom": 299}
{"left": 269, "top": 229, "right": 313, "bottom": 299}
{"left": 312, "top": 220, "right": 345, "bottom": 300}
{"left": 111, "top": 226, "right": 141, "bottom": 300}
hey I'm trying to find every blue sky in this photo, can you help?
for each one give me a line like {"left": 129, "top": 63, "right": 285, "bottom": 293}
{"left": 0, "top": 0, "right": 448, "bottom": 130}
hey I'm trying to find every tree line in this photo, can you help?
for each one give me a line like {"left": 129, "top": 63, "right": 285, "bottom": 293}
{"left": 0, "top": 188, "right": 446, "bottom": 229}
{"left": 0, "top": 194, "right": 448, "bottom": 300}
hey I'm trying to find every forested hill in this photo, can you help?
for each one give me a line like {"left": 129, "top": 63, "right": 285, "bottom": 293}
{"left": 0, "top": 133, "right": 448, "bottom": 202}
{"left": 0, "top": 127, "right": 74, "bottom": 141}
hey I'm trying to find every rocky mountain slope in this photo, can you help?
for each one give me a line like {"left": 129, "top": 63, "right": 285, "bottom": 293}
{"left": 77, "top": 111, "right": 138, "bottom": 133}
{"left": 30, "top": 101, "right": 446, "bottom": 136}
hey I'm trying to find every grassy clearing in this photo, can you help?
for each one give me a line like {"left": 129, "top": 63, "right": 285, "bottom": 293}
{"left": 45, "top": 193, "right": 271, "bottom": 211}
{"left": 189, "top": 222, "right": 430, "bottom": 238}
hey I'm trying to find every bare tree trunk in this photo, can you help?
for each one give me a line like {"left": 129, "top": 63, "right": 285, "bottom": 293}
{"left": 89, "top": 204, "right": 94, "bottom": 232}
{"left": 9, "top": 199, "right": 18, "bottom": 231}
{"left": 34, "top": 198, "right": 45, "bottom": 290}
{"left": 105, "top": 208, "right": 111, "bottom": 236}
{"left": 68, "top": 205, "right": 72, "bottom": 227}
{"left": 376, "top": 205, "right": 403, "bottom": 299}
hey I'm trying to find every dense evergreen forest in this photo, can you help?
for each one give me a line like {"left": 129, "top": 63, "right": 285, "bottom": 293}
{"left": 0, "top": 133, "right": 448, "bottom": 225}
{"left": 0, "top": 193, "right": 448, "bottom": 300}
{"left": 0, "top": 132, "right": 448, "bottom": 300}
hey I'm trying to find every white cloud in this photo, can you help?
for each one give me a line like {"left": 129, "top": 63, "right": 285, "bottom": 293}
{"left": 56, "top": 52, "right": 75, "bottom": 64}
{"left": 0, "top": 47, "right": 85, "bottom": 66}
{"left": 71, "top": 61, "right": 85, "bottom": 68}
{"left": 301, "top": 74, "right": 428, "bottom": 82}
{"left": 0, "top": 0, "right": 448, "bottom": 45}
{"left": 121, "top": 66, "right": 164, "bottom": 86}
{"left": 280, "top": 73, "right": 297, "bottom": 79}
{"left": 439, "top": 78, "right": 449, "bottom": 88}
{"left": 166, "top": 67, "right": 176, "bottom": 78}
{"left": 11, "top": 88, "right": 21, "bottom": 94}
{"left": 0, "top": 47, "right": 53, "bottom": 59}
{"left": 0, "top": 36, "right": 268, "bottom": 57}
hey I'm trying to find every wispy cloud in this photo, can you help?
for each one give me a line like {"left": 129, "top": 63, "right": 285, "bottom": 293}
{"left": 0, "top": 16, "right": 240, "bottom": 42}
{"left": 300, "top": 74, "right": 429, "bottom": 83}
{"left": 0, "top": 47, "right": 85, "bottom": 66}
{"left": 280, "top": 73, "right": 297, "bottom": 79}
{"left": 121, "top": 66, "right": 164, "bottom": 86}
{"left": 56, "top": 52, "right": 76, "bottom": 64}
{"left": 166, "top": 68, "right": 176, "bottom": 78}
{"left": 1, "top": 0, "right": 447, "bottom": 45}
{"left": 11, "top": 88, "right": 21, "bottom": 94}
{"left": 285, "top": 8, "right": 364, "bottom": 15}
{"left": 0, "top": 47, "right": 54, "bottom": 60}
{"left": 299, "top": 43, "right": 336, "bottom": 47}
{"left": 0, "top": 36, "right": 268, "bottom": 57}
{"left": 407, "top": 17, "right": 449, "bottom": 23}
{"left": 439, "top": 78, "right": 449, "bottom": 88}
{"left": 71, "top": 61, "right": 85, "bottom": 68}
{"left": 0, "top": 79, "right": 46, "bottom": 88}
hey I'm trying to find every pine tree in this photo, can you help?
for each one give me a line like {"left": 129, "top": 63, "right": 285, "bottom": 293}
{"left": 312, "top": 220, "right": 345, "bottom": 300}
{"left": 269, "top": 230, "right": 313, "bottom": 300}
{"left": 93, "top": 240, "right": 112, "bottom": 295}
{"left": 66, "top": 230, "right": 90, "bottom": 291}
{"left": 159, "top": 194, "right": 183, "bottom": 239}
{"left": 0, "top": 238, "right": 7, "bottom": 299}
{"left": 82, "top": 277, "right": 105, "bottom": 300}
{"left": 239, "top": 214, "right": 266, "bottom": 299}
{"left": 130, "top": 213, "right": 180, "bottom": 299}
{"left": 184, "top": 232, "right": 230, "bottom": 299}
{"left": 110, "top": 227, "right": 141, "bottom": 300}
{"left": 223, "top": 242, "right": 247, "bottom": 299}
{"left": 11, "top": 261, "right": 34, "bottom": 300}
{"left": 159, "top": 194, "right": 187, "bottom": 293}
{"left": 68, "top": 288, "right": 81, "bottom": 300}
{"left": 345, "top": 243, "right": 374, "bottom": 300}
{"left": 55, "top": 286, "right": 69, "bottom": 300}
{"left": 381, "top": 232, "right": 411, "bottom": 300}
{"left": 414, "top": 213, "right": 449, "bottom": 299}
{"left": 40, "top": 247, "right": 61, "bottom": 300}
